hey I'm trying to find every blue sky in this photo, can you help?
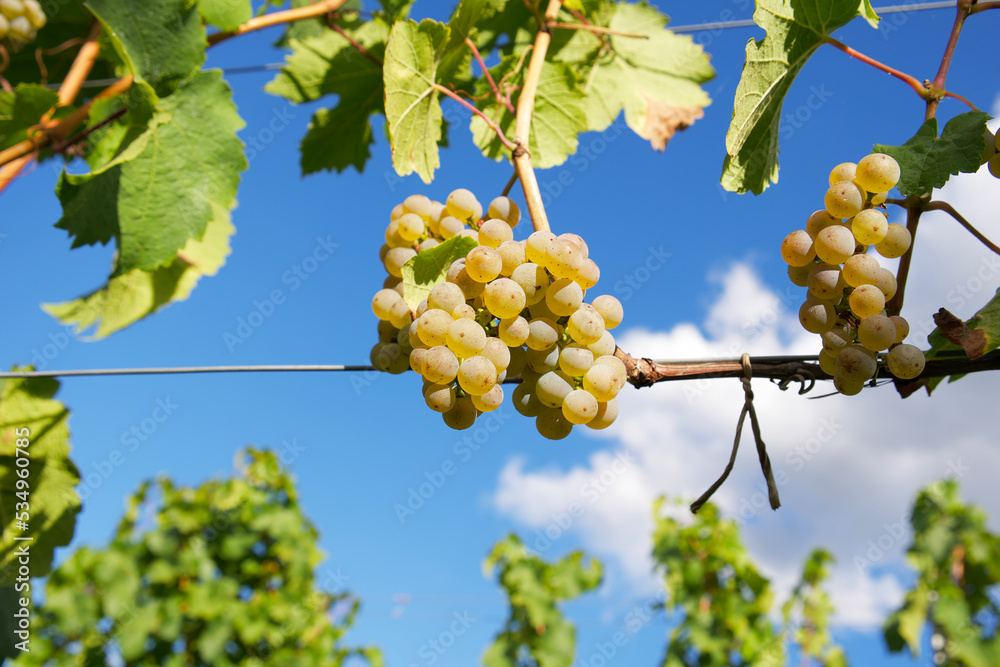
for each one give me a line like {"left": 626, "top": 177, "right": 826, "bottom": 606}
{"left": 2, "top": 1, "right": 1000, "bottom": 665}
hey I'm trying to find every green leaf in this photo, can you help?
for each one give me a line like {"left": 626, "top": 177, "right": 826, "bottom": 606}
{"left": 401, "top": 236, "right": 478, "bottom": 310}
{"left": 197, "top": 0, "right": 252, "bottom": 31}
{"left": 384, "top": 19, "right": 449, "bottom": 183}
{"left": 44, "top": 203, "right": 234, "bottom": 339}
{"left": 448, "top": 0, "right": 506, "bottom": 49}
{"left": 565, "top": 2, "right": 714, "bottom": 150}
{"left": 721, "top": 0, "right": 879, "bottom": 194}
{"left": 85, "top": 0, "right": 206, "bottom": 96}
{"left": 471, "top": 60, "right": 586, "bottom": 168}
{"left": 266, "top": 22, "right": 389, "bottom": 175}
{"left": 0, "top": 374, "right": 80, "bottom": 579}
{"left": 873, "top": 111, "right": 991, "bottom": 197}
{"left": 0, "top": 84, "right": 59, "bottom": 152}
{"left": 55, "top": 70, "right": 245, "bottom": 276}
{"left": 79, "top": 82, "right": 159, "bottom": 172}
{"left": 923, "top": 287, "right": 1000, "bottom": 393}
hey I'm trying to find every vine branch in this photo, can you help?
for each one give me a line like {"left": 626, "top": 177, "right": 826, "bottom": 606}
{"left": 823, "top": 37, "right": 929, "bottom": 99}
{"left": 925, "top": 200, "right": 1000, "bottom": 256}
{"left": 513, "top": 0, "right": 562, "bottom": 233}
{"left": 207, "top": 0, "right": 350, "bottom": 46}
{"left": 433, "top": 84, "right": 517, "bottom": 151}
{"left": 546, "top": 22, "right": 647, "bottom": 39}
{"left": 885, "top": 201, "right": 922, "bottom": 317}
{"left": 925, "top": 0, "right": 973, "bottom": 120}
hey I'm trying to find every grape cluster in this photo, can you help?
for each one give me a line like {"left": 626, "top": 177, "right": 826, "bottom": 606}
{"left": 781, "top": 153, "right": 926, "bottom": 394}
{"left": 0, "top": 0, "right": 46, "bottom": 47}
{"left": 982, "top": 127, "right": 1000, "bottom": 179}
{"left": 370, "top": 189, "right": 626, "bottom": 439}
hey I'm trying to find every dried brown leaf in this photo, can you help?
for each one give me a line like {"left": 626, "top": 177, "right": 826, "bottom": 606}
{"left": 640, "top": 98, "right": 703, "bottom": 151}
{"left": 933, "top": 308, "right": 987, "bottom": 359}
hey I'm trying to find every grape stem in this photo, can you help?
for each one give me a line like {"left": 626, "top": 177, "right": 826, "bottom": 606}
{"left": 326, "top": 16, "right": 383, "bottom": 67}
{"left": 925, "top": 200, "right": 1000, "bottom": 256}
{"left": 466, "top": 38, "right": 515, "bottom": 116}
{"left": 885, "top": 202, "right": 922, "bottom": 317}
{"left": 546, "top": 22, "right": 648, "bottom": 39}
{"left": 513, "top": 0, "right": 563, "bottom": 234}
{"left": 433, "top": 84, "right": 517, "bottom": 151}
{"left": 207, "top": 0, "right": 350, "bottom": 46}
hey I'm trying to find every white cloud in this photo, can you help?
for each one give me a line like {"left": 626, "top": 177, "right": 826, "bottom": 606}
{"left": 490, "top": 164, "right": 1000, "bottom": 631}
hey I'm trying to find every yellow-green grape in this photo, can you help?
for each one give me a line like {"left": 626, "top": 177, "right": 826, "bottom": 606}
{"left": 377, "top": 319, "right": 399, "bottom": 344}
{"left": 383, "top": 274, "right": 402, "bottom": 288}
{"left": 417, "top": 238, "right": 439, "bottom": 252}
{"left": 446, "top": 318, "right": 486, "bottom": 358}
{"left": 402, "top": 193, "right": 433, "bottom": 217}
{"left": 390, "top": 203, "right": 405, "bottom": 220}
{"left": 781, "top": 230, "right": 816, "bottom": 266}
{"left": 443, "top": 397, "right": 478, "bottom": 430}
{"left": 813, "top": 225, "right": 856, "bottom": 265}
{"left": 513, "top": 382, "right": 544, "bottom": 417}
{"left": 788, "top": 263, "right": 812, "bottom": 287}
{"left": 483, "top": 278, "right": 526, "bottom": 319}
{"left": 590, "top": 295, "right": 622, "bottom": 329}
{"left": 806, "top": 210, "right": 842, "bottom": 238}
{"left": 536, "top": 409, "right": 573, "bottom": 440}
{"left": 799, "top": 298, "right": 836, "bottom": 334}
{"left": 588, "top": 330, "right": 616, "bottom": 357}
{"left": 837, "top": 344, "right": 877, "bottom": 382}
{"left": 406, "top": 320, "right": 425, "bottom": 349}
{"left": 526, "top": 318, "right": 560, "bottom": 350}
{"left": 417, "top": 308, "right": 453, "bottom": 347}
{"left": 379, "top": 343, "right": 410, "bottom": 374}
{"left": 875, "top": 223, "right": 911, "bottom": 258}
{"left": 428, "top": 282, "right": 465, "bottom": 314}
{"left": 497, "top": 240, "right": 526, "bottom": 276}
{"left": 426, "top": 201, "right": 445, "bottom": 234}
{"left": 829, "top": 162, "right": 857, "bottom": 185}
{"left": 849, "top": 284, "right": 886, "bottom": 319}
{"left": 388, "top": 299, "right": 413, "bottom": 330}
{"left": 545, "top": 238, "right": 585, "bottom": 279}
{"left": 818, "top": 349, "right": 840, "bottom": 375}
{"left": 988, "top": 153, "right": 1000, "bottom": 179}
{"left": 566, "top": 306, "right": 605, "bottom": 345}
{"left": 825, "top": 180, "right": 866, "bottom": 218}
{"left": 525, "top": 231, "right": 557, "bottom": 264}
{"left": 23, "top": 0, "right": 43, "bottom": 28}
{"left": 409, "top": 347, "right": 428, "bottom": 374}
{"left": 507, "top": 345, "right": 526, "bottom": 377}
{"left": 807, "top": 263, "right": 845, "bottom": 301}
{"left": 545, "top": 278, "right": 584, "bottom": 316}
{"left": 526, "top": 345, "right": 560, "bottom": 374}
{"left": 423, "top": 346, "right": 460, "bottom": 384}
{"left": 445, "top": 188, "right": 482, "bottom": 221}
{"left": 453, "top": 304, "right": 475, "bottom": 320}
{"left": 857, "top": 314, "right": 897, "bottom": 351}
{"left": 582, "top": 364, "right": 622, "bottom": 402}
{"left": 466, "top": 246, "right": 502, "bottom": 283}
{"left": 559, "top": 346, "right": 594, "bottom": 377}
{"left": 447, "top": 261, "right": 486, "bottom": 300}
{"left": 424, "top": 383, "right": 457, "bottom": 412}
{"left": 0, "top": 0, "right": 22, "bottom": 19}
{"left": 536, "top": 371, "right": 574, "bottom": 407}
{"left": 472, "top": 385, "right": 504, "bottom": 412}
{"left": 871, "top": 191, "right": 888, "bottom": 206}
{"left": 842, "top": 254, "right": 882, "bottom": 288}
{"left": 833, "top": 373, "right": 864, "bottom": 396}
{"left": 478, "top": 219, "right": 513, "bottom": 248}
{"left": 528, "top": 296, "right": 560, "bottom": 321}
{"left": 488, "top": 196, "right": 521, "bottom": 228}
{"left": 457, "top": 356, "right": 497, "bottom": 396}
{"left": 822, "top": 327, "right": 854, "bottom": 355}
{"left": 498, "top": 316, "right": 530, "bottom": 347}
{"left": 560, "top": 233, "right": 589, "bottom": 256}
{"left": 592, "top": 355, "right": 627, "bottom": 387}
{"left": 458, "top": 228, "right": 479, "bottom": 243}
{"left": 980, "top": 128, "right": 996, "bottom": 164}
{"left": 574, "top": 259, "right": 600, "bottom": 290}
{"left": 889, "top": 315, "right": 909, "bottom": 343}
{"left": 851, "top": 209, "right": 889, "bottom": 245}
{"left": 0, "top": 14, "right": 8, "bottom": 38}
{"left": 587, "top": 399, "right": 618, "bottom": 430}
{"left": 372, "top": 288, "right": 403, "bottom": 320}
{"left": 396, "top": 213, "right": 424, "bottom": 241}
{"left": 481, "top": 337, "right": 511, "bottom": 373}
{"left": 854, "top": 153, "right": 900, "bottom": 193}
{"left": 876, "top": 268, "right": 897, "bottom": 300}
{"left": 384, "top": 247, "right": 416, "bottom": 278}
{"left": 887, "top": 344, "right": 926, "bottom": 379}
{"left": 439, "top": 215, "right": 466, "bottom": 239}
{"left": 562, "top": 389, "right": 598, "bottom": 425}
{"left": 511, "top": 262, "right": 548, "bottom": 305}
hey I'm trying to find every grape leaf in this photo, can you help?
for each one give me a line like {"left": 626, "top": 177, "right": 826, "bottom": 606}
{"left": 471, "top": 59, "right": 586, "bottom": 168}
{"left": 448, "top": 0, "right": 506, "bottom": 49}
{"left": 44, "top": 204, "right": 235, "bottom": 339}
{"left": 401, "top": 236, "right": 478, "bottom": 310}
{"left": 921, "top": 288, "right": 1000, "bottom": 393}
{"left": 55, "top": 70, "right": 245, "bottom": 275}
{"left": 85, "top": 0, "right": 206, "bottom": 97}
{"left": 266, "top": 21, "right": 389, "bottom": 175}
{"left": 721, "top": 0, "right": 880, "bottom": 195}
{"left": 562, "top": 2, "right": 714, "bottom": 150}
{"left": 873, "top": 111, "right": 990, "bottom": 197}
{"left": 0, "top": 373, "right": 80, "bottom": 580}
{"left": 384, "top": 19, "right": 449, "bottom": 183}
{"left": 197, "top": 0, "right": 252, "bottom": 31}
{"left": 0, "top": 84, "right": 59, "bottom": 152}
